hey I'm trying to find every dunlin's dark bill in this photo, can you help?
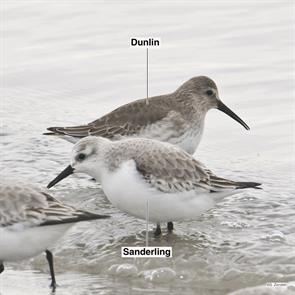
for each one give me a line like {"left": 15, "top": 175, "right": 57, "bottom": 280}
{"left": 47, "top": 136, "right": 261, "bottom": 236}
{"left": 44, "top": 76, "right": 249, "bottom": 154}
{"left": 0, "top": 182, "right": 109, "bottom": 289}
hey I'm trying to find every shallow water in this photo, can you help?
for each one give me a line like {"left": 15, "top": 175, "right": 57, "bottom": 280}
{"left": 0, "top": 1, "right": 295, "bottom": 294}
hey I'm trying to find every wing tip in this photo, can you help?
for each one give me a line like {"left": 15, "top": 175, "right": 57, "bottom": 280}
{"left": 44, "top": 125, "right": 93, "bottom": 137}
{"left": 43, "top": 127, "right": 64, "bottom": 136}
{"left": 43, "top": 132, "right": 57, "bottom": 136}
{"left": 236, "top": 181, "right": 262, "bottom": 190}
{"left": 78, "top": 211, "right": 110, "bottom": 221}
{"left": 40, "top": 212, "right": 110, "bottom": 226}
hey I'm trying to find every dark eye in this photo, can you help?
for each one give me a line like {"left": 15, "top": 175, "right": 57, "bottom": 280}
{"left": 206, "top": 89, "right": 214, "bottom": 96}
{"left": 78, "top": 153, "right": 86, "bottom": 161}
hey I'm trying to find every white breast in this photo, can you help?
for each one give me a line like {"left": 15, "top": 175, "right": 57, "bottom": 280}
{"left": 136, "top": 121, "right": 204, "bottom": 155}
{"left": 171, "top": 127, "right": 203, "bottom": 154}
{"left": 0, "top": 224, "right": 72, "bottom": 262}
{"left": 100, "top": 160, "right": 227, "bottom": 223}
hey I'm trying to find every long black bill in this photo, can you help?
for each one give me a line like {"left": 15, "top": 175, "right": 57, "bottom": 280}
{"left": 47, "top": 165, "right": 74, "bottom": 189}
{"left": 217, "top": 101, "right": 250, "bottom": 130}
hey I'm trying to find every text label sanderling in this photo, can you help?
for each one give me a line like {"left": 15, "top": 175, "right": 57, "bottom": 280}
{"left": 121, "top": 247, "right": 172, "bottom": 258}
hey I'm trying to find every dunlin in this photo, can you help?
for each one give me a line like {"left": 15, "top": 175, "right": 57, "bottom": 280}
{"left": 0, "top": 182, "right": 109, "bottom": 289}
{"left": 44, "top": 76, "right": 249, "bottom": 154}
{"left": 47, "top": 137, "right": 261, "bottom": 236}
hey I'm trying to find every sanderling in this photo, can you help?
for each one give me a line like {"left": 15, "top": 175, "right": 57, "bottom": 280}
{"left": 44, "top": 76, "right": 249, "bottom": 154}
{"left": 0, "top": 182, "right": 109, "bottom": 289}
{"left": 47, "top": 136, "right": 261, "bottom": 236}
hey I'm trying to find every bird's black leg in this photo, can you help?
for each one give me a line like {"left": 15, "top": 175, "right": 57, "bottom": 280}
{"left": 45, "top": 250, "right": 57, "bottom": 290}
{"left": 167, "top": 221, "right": 174, "bottom": 232}
{"left": 154, "top": 223, "right": 162, "bottom": 237}
{"left": 0, "top": 262, "right": 4, "bottom": 274}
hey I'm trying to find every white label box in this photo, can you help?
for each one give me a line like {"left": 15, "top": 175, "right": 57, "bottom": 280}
{"left": 130, "top": 37, "right": 161, "bottom": 48}
{"left": 121, "top": 246, "right": 172, "bottom": 258}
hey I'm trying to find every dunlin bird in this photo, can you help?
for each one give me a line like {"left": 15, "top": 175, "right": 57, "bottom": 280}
{"left": 0, "top": 182, "right": 109, "bottom": 289}
{"left": 47, "top": 137, "right": 261, "bottom": 236}
{"left": 44, "top": 76, "right": 249, "bottom": 154}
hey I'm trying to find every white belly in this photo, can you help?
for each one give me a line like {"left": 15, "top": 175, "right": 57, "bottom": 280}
{"left": 0, "top": 224, "right": 72, "bottom": 262}
{"left": 100, "top": 160, "right": 229, "bottom": 223}
{"left": 173, "top": 129, "right": 203, "bottom": 155}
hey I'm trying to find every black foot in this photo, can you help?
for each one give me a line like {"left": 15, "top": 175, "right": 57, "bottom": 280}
{"left": 50, "top": 282, "right": 57, "bottom": 290}
{"left": 167, "top": 221, "right": 174, "bottom": 232}
{"left": 154, "top": 223, "right": 162, "bottom": 237}
{"left": 0, "top": 263, "right": 4, "bottom": 274}
{"left": 45, "top": 250, "right": 57, "bottom": 290}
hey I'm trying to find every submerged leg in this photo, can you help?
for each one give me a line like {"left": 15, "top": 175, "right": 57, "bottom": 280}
{"left": 0, "top": 263, "right": 4, "bottom": 274}
{"left": 167, "top": 221, "right": 174, "bottom": 232}
{"left": 45, "top": 250, "right": 57, "bottom": 290}
{"left": 154, "top": 223, "right": 162, "bottom": 237}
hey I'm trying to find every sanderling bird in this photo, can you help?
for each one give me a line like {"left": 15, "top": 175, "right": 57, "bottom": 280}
{"left": 0, "top": 182, "right": 109, "bottom": 289}
{"left": 44, "top": 76, "right": 249, "bottom": 154}
{"left": 47, "top": 136, "right": 261, "bottom": 236}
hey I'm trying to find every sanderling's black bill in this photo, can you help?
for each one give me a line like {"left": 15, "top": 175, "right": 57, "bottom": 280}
{"left": 47, "top": 165, "right": 74, "bottom": 189}
{"left": 217, "top": 101, "right": 250, "bottom": 130}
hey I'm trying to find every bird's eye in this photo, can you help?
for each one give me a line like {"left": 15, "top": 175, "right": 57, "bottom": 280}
{"left": 206, "top": 89, "right": 214, "bottom": 96}
{"left": 78, "top": 153, "right": 86, "bottom": 161}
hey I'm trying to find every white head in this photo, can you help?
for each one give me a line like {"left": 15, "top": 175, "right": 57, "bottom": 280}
{"left": 47, "top": 136, "right": 110, "bottom": 188}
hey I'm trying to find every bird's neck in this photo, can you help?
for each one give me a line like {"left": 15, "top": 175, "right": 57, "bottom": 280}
{"left": 172, "top": 91, "right": 208, "bottom": 121}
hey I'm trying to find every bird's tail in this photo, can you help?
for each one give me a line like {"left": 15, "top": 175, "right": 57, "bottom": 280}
{"left": 207, "top": 173, "right": 262, "bottom": 192}
{"left": 40, "top": 211, "right": 110, "bottom": 226}
{"left": 234, "top": 181, "right": 262, "bottom": 190}
{"left": 43, "top": 126, "right": 91, "bottom": 138}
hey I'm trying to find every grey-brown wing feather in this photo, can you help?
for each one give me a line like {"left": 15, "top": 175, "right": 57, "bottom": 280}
{"left": 46, "top": 95, "right": 174, "bottom": 139}
{"left": 0, "top": 184, "right": 108, "bottom": 228}
{"left": 39, "top": 193, "right": 109, "bottom": 226}
{"left": 133, "top": 145, "right": 211, "bottom": 193}
{"left": 133, "top": 143, "right": 261, "bottom": 193}
{"left": 0, "top": 184, "right": 47, "bottom": 227}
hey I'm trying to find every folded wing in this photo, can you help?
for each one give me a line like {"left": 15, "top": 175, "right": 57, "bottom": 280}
{"left": 44, "top": 96, "right": 172, "bottom": 140}
{"left": 133, "top": 145, "right": 261, "bottom": 193}
{"left": 0, "top": 184, "right": 109, "bottom": 228}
